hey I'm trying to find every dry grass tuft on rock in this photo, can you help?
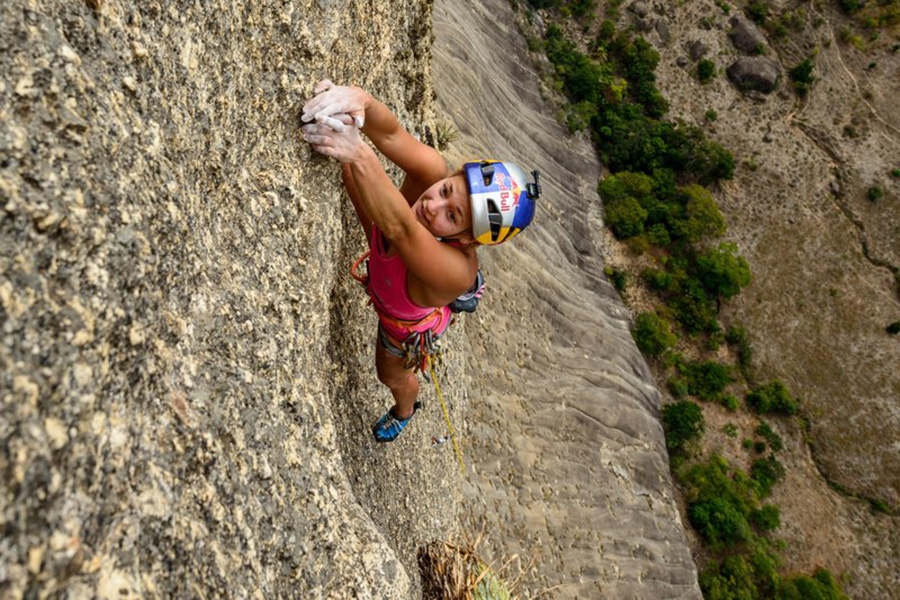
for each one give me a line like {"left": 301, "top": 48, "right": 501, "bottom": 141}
{"left": 418, "top": 537, "right": 524, "bottom": 600}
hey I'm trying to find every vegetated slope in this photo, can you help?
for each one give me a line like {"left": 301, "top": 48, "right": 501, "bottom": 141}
{"left": 600, "top": 0, "right": 899, "bottom": 597}
{"left": 433, "top": 0, "right": 702, "bottom": 596}
{"left": 0, "top": 0, "right": 460, "bottom": 596}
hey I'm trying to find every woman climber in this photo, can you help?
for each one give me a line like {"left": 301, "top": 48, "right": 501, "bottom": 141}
{"left": 301, "top": 79, "right": 541, "bottom": 442}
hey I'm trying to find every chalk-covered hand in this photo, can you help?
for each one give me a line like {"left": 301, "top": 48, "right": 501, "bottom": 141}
{"left": 301, "top": 79, "right": 368, "bottom": 132}
{"left": 302, "top": 114, "right": 365, "bottom": 163}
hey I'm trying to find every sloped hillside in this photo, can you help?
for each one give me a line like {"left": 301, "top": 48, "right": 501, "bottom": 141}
{"left": 631, "top": 1, "right": 899, "bottom": 596}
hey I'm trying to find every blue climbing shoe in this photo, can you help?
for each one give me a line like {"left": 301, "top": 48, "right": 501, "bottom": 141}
{"left": 373, "top": 402, "right": 421, "bottom": 443}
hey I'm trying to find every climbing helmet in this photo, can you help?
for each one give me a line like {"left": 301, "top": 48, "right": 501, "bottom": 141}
{"left": 463, "top": 160, "right": 540, "bottom": 245}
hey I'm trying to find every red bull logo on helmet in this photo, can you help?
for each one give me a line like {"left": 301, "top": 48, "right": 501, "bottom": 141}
{"left": 494, "top": 172, "right": 521, "bottom": 213}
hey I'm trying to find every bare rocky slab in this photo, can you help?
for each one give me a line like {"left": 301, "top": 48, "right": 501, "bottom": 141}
{"left": 433, "top": 0, "right": 701, "bottom": 596}
{"left": 0, "top": 0, "right": 446, "bottom": 596}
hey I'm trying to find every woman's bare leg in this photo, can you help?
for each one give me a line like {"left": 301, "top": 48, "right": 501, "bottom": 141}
{"left": 375, "top": 341, "right": 419, "bottom": 419}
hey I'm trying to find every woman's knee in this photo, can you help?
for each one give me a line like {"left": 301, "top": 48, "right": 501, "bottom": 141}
{"left": 377, "top": 366, "right": 415, "bottom": 390}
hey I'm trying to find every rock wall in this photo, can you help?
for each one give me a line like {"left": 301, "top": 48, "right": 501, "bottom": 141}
{"left": 1, "top": 0, "right": 700, "bottom": 598}
{"left": 0, "top": 0, "right": 447, "bottom": 596}
{"left": 433, "top": 0, "right": 701, "bottom": 597}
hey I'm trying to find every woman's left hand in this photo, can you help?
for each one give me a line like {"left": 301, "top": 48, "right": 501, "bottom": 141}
{"left": 302, "top": 114, "right": 366, "bottom": 163}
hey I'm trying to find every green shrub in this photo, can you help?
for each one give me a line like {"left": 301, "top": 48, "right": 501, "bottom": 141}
{"left": 751, "top": 504, "right": 781, "bottom": 531}
{"left": 755, "top": 421, "right": 783, "bottom": 452}
{"left": 565, "top": 101, "right": 598, "bottom": 132}
{"left": 726, "top": 324, "right": 754, "bottom": 370}
{"left": 604, "top": 266, "right": 627, "bottom": 292}
{"left": 711, "top": 330, "right": 727, "bottom": 352}
{"left": 615, "top": 36, "right": 669, "bottom": 118}
{"left": 706, "top": 108, "right": 718, "bottom": 121}
{"left": 662, "top": 400, "right": 705, "bottom": 454}
{"left": 564, "top": 0, "right": 596, "bottom": 18}
{"left": 674, "top": 185, "right": 726, "bottom": 242}
{"left": 790, "top": 58, "right": 815, "bottom": 96}
{"left": 599, "top": 172, "right": 659, "bottom": 238}
{"left": 751, "top": 455, "right": 786, "bottom": 497}
{"left": 667, "top": 375, "right": 690, "bottom": 399}
{"left": 633, "top": 312, "right": 678, "bottom": 356}
{"left": 698, "top": 59, "right": 716, "bottom": 83}
{"left": 747, "top": 0, "right": 769, "bottom": 23}
{"left": 605, "top": 196, "right": 648, "bottom": 238}
{"left": 644, "top": 268, "right": 675, "bottom": 291}
{"left": 544, "top": 25, "right": 607, "bottom": 105}
{"left": 647, "top": 223, "right": 671, "bottom": 246}
{"left": 673, "top": 126, "right": 736, "bottom": 185}
{"left": 696, "top": 242, "right": 752, "bottom": 299}
{"left": 670, "top": 277, "right": 719, "bottom": 333}
{"left": 867, "top": 186, "right": 883, "bottom": 201}
{"left": 720, "top": 395, "right": 740, "bottom": 411}
{"left": 682, "top": 360, "right": 733, "bottom": 401}
{"left": 690, "top": 497, "right": 752, "bottom": 546}
{"left": 838, "top": 0, "right": 863, "bottom": 14}
{"left": 887, "top": 321, "right": 900, "bottom": 335}
{"left": 700, "top": 555, "right": 759, "bottom": 599}
{"left": 596, "top": 19, "right": 617, "bottom": 45}
{"left": 746, "top": 381, "right": 799, "bottom": 415}
{"left": 680, "top": 455, "right": 757, "bottom": 519}
{"left": 891, "top": 168, "right": 900, "bottom": 178}
{"left": 777, "top": 568, "right": 847, "bottom": 599}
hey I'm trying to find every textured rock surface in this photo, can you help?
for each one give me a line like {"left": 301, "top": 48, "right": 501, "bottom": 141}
{"left": 433, "top": 0, "right": 702, "bottom": 597}
{"left": 729, "top": 15, "right": 768, "bottom": 55}
{"left": 727, "top": 56, "right": 782, "bottom": 93}
{"left": 0, "top": 0, "right": 455, "bottom": 596}
{"left": 1, "top": 0, "right": 705, "bottom": 598}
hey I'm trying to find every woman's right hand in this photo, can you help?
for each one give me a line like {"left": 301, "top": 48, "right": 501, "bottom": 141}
{"left": 302, "top": 114, "right": 368, "bottom": 163}
{"left": 302, "top": 79, "right": 368, "bottom": 132}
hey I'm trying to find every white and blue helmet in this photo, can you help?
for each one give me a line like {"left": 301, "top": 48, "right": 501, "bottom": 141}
{"left": 463, "top": 160, "right": 540, "bottom": 245}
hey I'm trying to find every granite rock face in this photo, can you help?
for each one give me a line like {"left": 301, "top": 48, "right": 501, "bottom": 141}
{"left": 1, "top": 0, "right": 700, "bottom": 598}
{"left": 433, "top": 0, "right": 701, "bottom": 596}
{"left": 0, "top": 0, "right": 448, "bottom": 596}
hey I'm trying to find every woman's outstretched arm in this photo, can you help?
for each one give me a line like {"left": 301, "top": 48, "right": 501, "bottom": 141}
{"left": 302, "top": 115, "right": 475, "bottom": 304}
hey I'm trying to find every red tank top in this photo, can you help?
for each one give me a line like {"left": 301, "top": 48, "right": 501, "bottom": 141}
{"left": 367, "top": 226, "right": 451, "bottom": 342}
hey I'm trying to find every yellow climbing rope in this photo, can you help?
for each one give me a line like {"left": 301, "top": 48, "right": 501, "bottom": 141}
{"left": 429, "top": 355, "right": 466, "bottom": 475}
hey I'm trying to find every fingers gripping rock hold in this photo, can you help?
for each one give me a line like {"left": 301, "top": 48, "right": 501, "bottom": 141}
{"left": 301, "top": 115, "right": 362, "bottom": 162}
{"left": 302, "top": 78, "right": 367, "bottom": 131}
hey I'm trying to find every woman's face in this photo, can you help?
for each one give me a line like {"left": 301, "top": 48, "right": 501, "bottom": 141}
{"left": 413, "top": 174, "right": 473, "bottom": 241}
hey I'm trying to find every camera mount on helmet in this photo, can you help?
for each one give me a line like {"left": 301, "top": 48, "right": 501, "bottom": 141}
{"left": 527, "top": 170, "right": 542, "bottom": 200}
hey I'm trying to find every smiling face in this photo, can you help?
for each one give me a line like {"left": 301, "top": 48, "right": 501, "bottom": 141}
{"left": 412, "top": 174, "right": 474, "bottom": 241}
